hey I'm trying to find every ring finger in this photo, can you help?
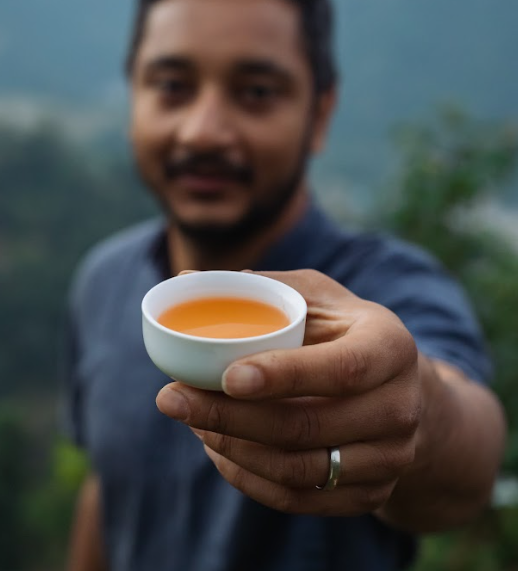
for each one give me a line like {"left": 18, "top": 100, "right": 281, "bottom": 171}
{"left": 196, "top": 429, "right": 412, "bottom": 489}
{"left": 203, "top": 445, "right": 398, "bottom": 517}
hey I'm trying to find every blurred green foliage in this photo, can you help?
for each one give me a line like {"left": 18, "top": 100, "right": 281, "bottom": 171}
{"left": 377, "top": 109, "right": 518, "bottom": 571}
{"left": 0, "top": 120, "right": 156, "bottom": 396}
{"left": 0, "top": 109, "right": 517, "bottom": 569}
{"left": 0, "top": 404, "right": 89, "bottom": 569}
{"left": 378, "top": 108, "right": 518, "bottom": 475}
{"left": 0, "top": 409, "right": 28, "bottom": 569}
{"left": 0, "top": 120, "right": 155, "bottom": 568}
{"left": 23, "top": 439, "right": 89, "bottom": 567}
{"left": 412, "top": 507, "right": 518, "bottom": 571}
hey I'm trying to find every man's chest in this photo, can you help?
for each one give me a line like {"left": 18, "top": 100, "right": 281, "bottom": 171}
{"left": 78, "top": 295, "right": 208, "bottom": 482}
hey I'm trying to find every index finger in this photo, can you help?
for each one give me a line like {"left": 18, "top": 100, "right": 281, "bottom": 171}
{"left": 248, "top": 270, "right": 358, "bottom": 344}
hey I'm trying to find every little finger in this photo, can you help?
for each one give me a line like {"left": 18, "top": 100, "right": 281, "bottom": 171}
{"left": 204, "top": 445, "right": 397, "bottom": 517}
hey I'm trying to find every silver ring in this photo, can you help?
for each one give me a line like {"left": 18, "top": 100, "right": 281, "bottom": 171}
{"left": 316, "top": 446, "right": 341, "bottom": 491}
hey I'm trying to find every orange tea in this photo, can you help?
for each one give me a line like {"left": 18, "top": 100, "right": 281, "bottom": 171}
{"left": 157, "top": 296, "right": 290, "bottom": 339}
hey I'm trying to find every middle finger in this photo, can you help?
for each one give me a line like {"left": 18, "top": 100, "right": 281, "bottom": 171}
{"left": 157, "top": 380, "right": 418, "bottom": 450}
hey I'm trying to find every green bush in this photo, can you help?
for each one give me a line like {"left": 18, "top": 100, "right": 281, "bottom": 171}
{"left": 378, "top": 109, "right": 518, "bottom": 570}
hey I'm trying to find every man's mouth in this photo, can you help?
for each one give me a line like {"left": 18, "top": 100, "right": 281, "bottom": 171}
{"left": 175, "top": 172, "right": 240, "bottom": 194}
{"left": 164, "top": 154, "right": 254, "bottom": 194}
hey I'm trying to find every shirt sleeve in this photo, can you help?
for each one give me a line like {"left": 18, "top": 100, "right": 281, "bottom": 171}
{"left": 352, "top": 236, "right": 493, "bottom": 385}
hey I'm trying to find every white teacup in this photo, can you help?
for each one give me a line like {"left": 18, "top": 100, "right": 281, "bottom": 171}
{"left": 142, "top": 271, "right": 307, "bottom": 391}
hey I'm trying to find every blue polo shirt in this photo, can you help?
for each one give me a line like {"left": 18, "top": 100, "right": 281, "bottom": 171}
{"left": 64, "top": 204, "right": 491, "bottom": 571}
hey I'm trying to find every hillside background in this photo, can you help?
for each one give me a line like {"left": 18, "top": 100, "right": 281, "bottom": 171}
{"left": 1, "top": 0, "right": 517, "bottom": 199}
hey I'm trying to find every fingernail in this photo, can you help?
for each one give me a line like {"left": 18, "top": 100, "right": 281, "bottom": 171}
{"left": 157, "top": 388, "right": 190, "bottom": 421}
{"left": 204, "top": 444, "right": 222, "bottom": 466}
{"left": 222, "top": 365, "right": 264, "bottom": 396}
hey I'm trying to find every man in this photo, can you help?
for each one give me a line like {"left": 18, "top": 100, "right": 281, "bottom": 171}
{"left": 65, "top": 0, "right": 506, "bottom": 569}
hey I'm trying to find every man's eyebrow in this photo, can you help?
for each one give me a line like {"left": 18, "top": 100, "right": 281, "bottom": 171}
{"left": 141, "top": 56, "right": 293, "bottom": 82}
{"left": 144, "top": 56, "right": 193, "bottom": 74}
{"left": 235, "top": 60, "right": 293, "bottom": 81}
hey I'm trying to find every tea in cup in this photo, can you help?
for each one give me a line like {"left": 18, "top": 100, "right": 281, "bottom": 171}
{"left": 142, "top": 271, "right": 307, "bottom": 390}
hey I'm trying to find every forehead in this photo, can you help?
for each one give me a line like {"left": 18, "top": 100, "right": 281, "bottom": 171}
{"left": 137, "top": 0, "right": 308, "bottom": 74}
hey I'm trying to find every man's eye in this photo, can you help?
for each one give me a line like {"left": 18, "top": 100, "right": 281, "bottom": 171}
{"left": 152, "top": 78, "right": 192, "bottom": 102}
{"left": 239, "top": 84, "right": 279, "bottom": 107}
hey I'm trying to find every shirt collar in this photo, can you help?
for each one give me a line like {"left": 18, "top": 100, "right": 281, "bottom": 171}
{"left": 148, "top": 201, "right": 337, "bottom": 276}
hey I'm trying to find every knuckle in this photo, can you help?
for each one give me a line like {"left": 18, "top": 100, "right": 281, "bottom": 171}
{"left": 399, "top": 443, "right": 416, "bottom": 470}
{"left": 277, "top": 403, "right": 321, "bottom": 449}
{"left": 229, "top": 462, "right": 247, "bottom": 490}
{"left": 376, "top": 443, "right": 415, "bottom": 477}
{"left": 380, "top": 311, "right": 418, "bottom": 369}
{"left": 337, "top": 346, "right": 368, "bottom": 393}
{"left": 375, "top": 447, "right": 400, "bottom": 477}
{"left": 404, "top": 399, "right": 422, "bottom": 433}
{"left": 394, "top": 323, "right": 418, "bottom": 360}
{"left": 279, "top": 416, "right": 308, "bottom": 449}
{"left": 300, "top": 268, "right": 324, "bottom": 284}
{"left": 286, "top": 358, "right": 307, "bottom": 395}
{"left": 278, "top": 452, "right": 310, "bottom": 488}
{"left": 398, "top": 405, "right": 421, "bottom": 435}
{"left": 206, "top": 399, "right": 227, "bottom": 433}
{"left": 384, "top": 398, "right": 421, "bottom": 437}
{"left": 263, "top": 352, "right": 304, "bottom": 395}
{"left": 403, "top": 329, "right": 419, "bottom": 363}
{"left": 216, "top": 433, "right": 235, "bottom": 457}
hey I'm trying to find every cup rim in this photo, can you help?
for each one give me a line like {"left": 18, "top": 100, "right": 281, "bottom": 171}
{"left": 141, "top": 270, "right": 307, "bottom": 345}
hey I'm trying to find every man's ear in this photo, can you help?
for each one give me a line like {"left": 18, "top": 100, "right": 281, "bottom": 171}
{"left": 310, "top": 87, "right": 337, "bottom": 154}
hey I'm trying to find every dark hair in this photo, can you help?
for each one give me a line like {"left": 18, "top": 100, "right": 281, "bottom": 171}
{"left": 125, "top": 0, "right": 337, "bottom": 94}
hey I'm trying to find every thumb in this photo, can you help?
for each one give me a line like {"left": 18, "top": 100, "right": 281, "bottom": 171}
{"left": 221, "top": 332, "right": 382, "bottom": 400}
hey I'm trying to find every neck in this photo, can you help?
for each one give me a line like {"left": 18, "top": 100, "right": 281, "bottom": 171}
{"left": 167, "top": 189, "right": 308, "bottom": 275}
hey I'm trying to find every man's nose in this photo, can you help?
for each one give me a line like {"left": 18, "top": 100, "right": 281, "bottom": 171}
{"left": 176, "top": 87, "right": 237, "bottom": 152}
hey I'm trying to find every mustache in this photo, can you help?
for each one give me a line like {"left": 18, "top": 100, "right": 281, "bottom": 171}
{"left": 164, "top": 152, "right": 254, "bottom": 184}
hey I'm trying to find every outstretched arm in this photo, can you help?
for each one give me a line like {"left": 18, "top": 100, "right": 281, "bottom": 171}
{"left": 376, "top": 357, "right": 506, "bottom": 531}
{"left": 156, "top": 270, "right": 506, "bottom": 532}
{"left": 66, "top": 473, "right": 107, "bottom": 571}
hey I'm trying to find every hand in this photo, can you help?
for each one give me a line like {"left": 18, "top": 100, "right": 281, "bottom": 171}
{"left": 156, "top": 270, "right": 421, "bottom": 517}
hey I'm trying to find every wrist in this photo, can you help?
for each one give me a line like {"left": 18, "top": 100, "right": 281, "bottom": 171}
{"left": 411, "top": 354, "right": 459, "bottom": 473}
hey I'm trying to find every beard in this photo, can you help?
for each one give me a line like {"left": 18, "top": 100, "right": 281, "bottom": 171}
{"left": 171, "top": 154, "right": 308, "bottom": 252}
{"left": 136, "top": 133, "right": 312, "bottom": 253}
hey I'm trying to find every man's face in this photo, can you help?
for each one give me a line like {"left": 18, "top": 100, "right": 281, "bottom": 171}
{"left": 130, "top": 0, "right": 330, "bottom": 243}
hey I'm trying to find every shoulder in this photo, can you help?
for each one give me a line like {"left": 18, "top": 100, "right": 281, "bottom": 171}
{"left": 318, "top": 220, "right": 491, "bottom": 383}
{"left": 328, "top": 225, "right": 468, "bottom": 320}
{"left": 343, "top": 231, "right": 457, "bottom": 303}
{"left": 315, "top": 214, "right": 444, "bottom": 291}
{"left": 68, "top": 218, "right": 164, "bottom": 312}
{"left": 296, "top": 206, "right": 463, "bottom": 305}
{"left": 350, "top": 232, "right": 444, "bottom": 282}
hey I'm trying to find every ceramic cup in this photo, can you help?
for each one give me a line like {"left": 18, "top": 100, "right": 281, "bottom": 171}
{"left": 142, "top": 271, "right": 307, "bottom": 391}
